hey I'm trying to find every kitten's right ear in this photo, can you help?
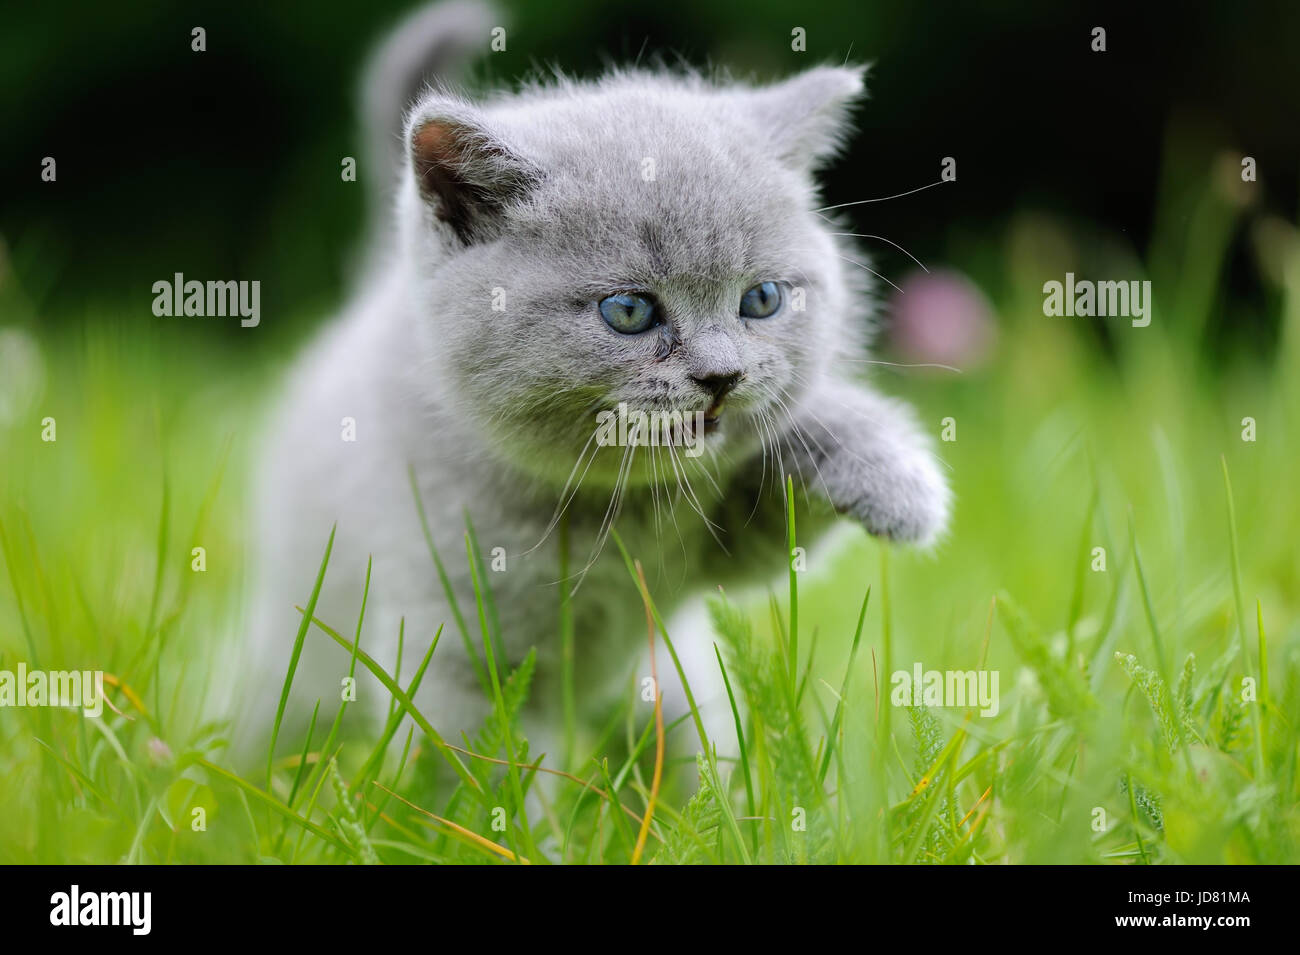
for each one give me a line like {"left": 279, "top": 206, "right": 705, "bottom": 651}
{"left": 406, "top": 100, "right": 539, "bottom": 243}
{"left": 748, "top": 65, "right": 868, "bottom": 171}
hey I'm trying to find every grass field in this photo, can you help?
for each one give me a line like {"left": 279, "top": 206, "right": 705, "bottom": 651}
{"left": 1, "top": 155, "right": 1298, "bottom": 864}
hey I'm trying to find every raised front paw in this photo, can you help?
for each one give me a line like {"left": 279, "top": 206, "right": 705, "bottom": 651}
{"left": 823, "top": 438, "right": 951, "bottom": 547}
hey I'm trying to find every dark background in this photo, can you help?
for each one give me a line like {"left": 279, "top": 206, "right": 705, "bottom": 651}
{"left": 3, "top": 0, "right": 1297, "bottom": 344}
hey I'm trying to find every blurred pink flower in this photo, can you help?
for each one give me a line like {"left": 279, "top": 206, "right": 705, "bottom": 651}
{"left": 887, "top": 268, "right": 996, "bottom": 370}
{"left": 146, "top": 737, "right": 173, "bottom": 765}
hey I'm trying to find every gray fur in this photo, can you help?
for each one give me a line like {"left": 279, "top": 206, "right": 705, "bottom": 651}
{"left": 238, "top": 1, "right": 949, "bottom": 760}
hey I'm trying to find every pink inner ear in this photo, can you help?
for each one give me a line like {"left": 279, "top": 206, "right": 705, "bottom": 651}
{"left": 412, "top": 121, "right": 470, "bottom": 189}
{"left": 411, "top": 120, "right": 476, "bottom": 233}
{"left": 413, "top": 121, "right": 462, "bottom": 168}
{"left": 408, "top": 117, "right": 535, "bottom": 242}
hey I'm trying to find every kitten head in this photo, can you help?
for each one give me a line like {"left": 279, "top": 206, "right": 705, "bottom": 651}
{"left": 399, "top": 65, "right": 869, "bottom": 490}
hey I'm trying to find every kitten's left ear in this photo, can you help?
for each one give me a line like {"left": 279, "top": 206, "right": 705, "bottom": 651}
{"left": 747, "top": 65, "right": 868, "bottom": 170}
{"left": 406, "top": 97, "right": 541, "bottom": 243}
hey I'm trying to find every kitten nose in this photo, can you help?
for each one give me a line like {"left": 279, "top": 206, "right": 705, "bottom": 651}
{"left": 690, "top": 371, "right": 742, "bottom": 402}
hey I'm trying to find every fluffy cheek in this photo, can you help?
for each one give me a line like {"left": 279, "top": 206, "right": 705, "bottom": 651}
{"left": 779, "top": 300, "right": 836, "bottom": 391}
{"left": 744, "top": 330, "right": 805, "bottom": 403}
{"left": 466, "top": 310, "right": 632, "bottom": 438}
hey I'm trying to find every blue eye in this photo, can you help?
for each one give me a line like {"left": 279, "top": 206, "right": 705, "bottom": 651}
{"left": 739, "top": 281, "right": 782, "bottom": 318}
{"left": 599, "top": 292, "right": 658, "bottom": 334}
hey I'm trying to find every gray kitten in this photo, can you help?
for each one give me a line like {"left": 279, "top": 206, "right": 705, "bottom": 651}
{"left": 239, "top": 0, "right": 949, "bottom": 761}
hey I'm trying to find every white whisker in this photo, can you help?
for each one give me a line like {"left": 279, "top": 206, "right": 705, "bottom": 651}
{"left": 815, "top": 179, "right": 947, "bottom": 213}
{"left": 825, "top": 233, "right": 929, "bottom": 273}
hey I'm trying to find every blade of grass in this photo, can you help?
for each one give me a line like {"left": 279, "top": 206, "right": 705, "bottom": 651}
{"left": 1129, "top": 515, "right": 1171, "bottom": 690}
{"left": 611, "top": 528, "right": 709, "bottom": 752}
{"left": 266, "top": 524, "right": 336, "bottom": 790}
{"left": 285, "top": 699, "right": 321, "bottom": 808}
{"left": 364, "top": 725, "right": 415, "bottom": 830}
{"left": 593, "top": 757, "right": 636, "bottom": 855}
{"left": 0, "top": 519, "right": 41, "bottom": 667}
{"left": 351, "top": 622, "right": 442, "bottom": 797}
{"left": 33, "top": 739, "right": 113, "bottom": 808}
{"left": 901, "top": 747, "right": 954, "bottom": 865}
{"left": 293, "top": 555, "right": 371, "bottom": 810}
{"left": 786, "top": 473, "right": 799, "bottom": 687}
{"left": 1256, "top": 599, "right": 1271, "bottom": 757}
{"left": 630, "top": 560, "right": 665, "bottom": 865}
{"left": 795, "top": 625, "right": 820, "bottom": 707}
{"left": 1221, "top": 456, "right": 1266, "bottom": 779}
{"left": 1126, "top": 775, "right": 1150, "bottom": 864}
{"left": 193, "top": 756, "right": 353, "bottom": 855}
{"left": 714, "top": 644, "right": 756, "bottom": 851}
{"left": 145, "top": 471, "right": 169, "bottom": 638}
{"left": 463, "top": 512, "right": 504, "bottom": 670}
{"left": 819, "top": 585, "right": 870, "bottom": 784}
{"left": 464, "top": 532, "right": 538, "bottom": 863}
{"left": 878, "top": 546, "right": 893, "bottom": 860}
{"left": 1128, "top": 517, "right": 1193, "bottom": 777}
{"left": 559, "top": 513, "right": 576, "bottom": 770}
{"left": 387, "top": 784, "right": 530, "bottom": 864}
{"left": 300, "top": 609, "right": 480, "bottom": 795}
{"left": 408, "top": 464, "right": 488, "bottom": 696}
{"left": 1065, "top": 489, "right": 1098, "bottom": 659}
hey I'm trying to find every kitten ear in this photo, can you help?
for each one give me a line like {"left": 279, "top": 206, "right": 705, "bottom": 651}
{"left": 406, "top": 100, "right": 540, "bottom": 243}
{"left": 748, "top": 65, "right": 867, "bottom": 170}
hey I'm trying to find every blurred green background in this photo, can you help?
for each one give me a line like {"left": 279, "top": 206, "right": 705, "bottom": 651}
{"left": 1, "top": 0, "right": 1298, "bottom": 864}
{"left": 2, "top": 0, "right": 1298, "bottom": 345}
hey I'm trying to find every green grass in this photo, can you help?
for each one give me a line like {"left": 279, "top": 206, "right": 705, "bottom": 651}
{"left": 2, "top": 154, "right": 1299, "bottom": 863}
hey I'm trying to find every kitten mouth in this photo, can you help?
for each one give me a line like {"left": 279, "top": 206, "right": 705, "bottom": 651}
{"left": 674, "top": 402, "right": 722, "bottom": 441}
{"left": 677, "top": 411, "right": 718, "bottom": 441}
{"left": 700, "top": 396, "right": 726, "bottom": 434}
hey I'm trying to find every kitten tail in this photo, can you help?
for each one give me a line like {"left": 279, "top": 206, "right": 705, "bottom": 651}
{"left": 359, "top": 0, "right": 499, "bottom": 229}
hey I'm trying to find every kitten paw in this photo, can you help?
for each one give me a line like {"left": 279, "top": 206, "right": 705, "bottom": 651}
{"left": 833, "top": 444, "right": 951, "bottom": 547}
